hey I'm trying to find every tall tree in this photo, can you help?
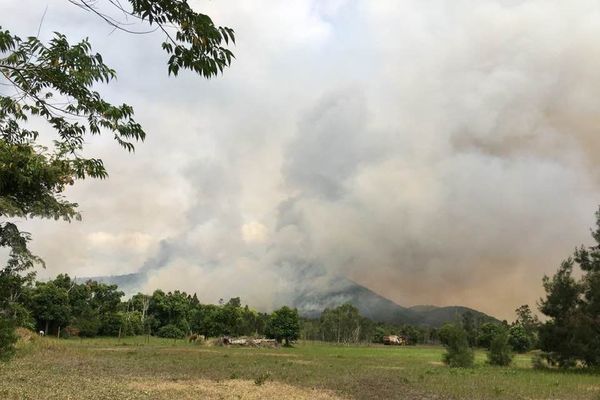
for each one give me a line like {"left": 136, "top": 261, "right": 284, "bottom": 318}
{"left": 266, "top": 306, "right": 300, "bottom": 346}
{"left": 0, "top": 0, "right": 234, "bottom": 359}
{"left": 538, "top": 207, "right": 600, "bottom": 367}
{"left": 30, "top": 282, "right": 71, "bottom": 335}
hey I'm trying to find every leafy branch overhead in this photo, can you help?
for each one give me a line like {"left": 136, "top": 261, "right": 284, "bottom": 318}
{"left": 71, "top": 0, "right": 236, "bottom": 77}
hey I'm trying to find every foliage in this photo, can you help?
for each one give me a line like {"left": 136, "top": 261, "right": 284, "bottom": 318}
{"left": 438, "top": 323, "right": 455, "bottom": 346}
{"left": 157, "top": 324, "right": 185, "bottom": 339}
{"left": 0, "top": 0, "right": 235, "bottom": 360}
{"left": 538, "top": 206, "right": 600, "bottom": 367}
{"left": 266, "top": 306, "right": 300, "bottom": 346}
{"left": 442, "top": 324, "right": 474, "bottom": 368}
{"left": 508, "top": 324, "right": 533, "bottom": 353}
{"left": 487, "top": 330, "right": 513, "bottom": 366}
{"left": 316, "top": 303, "right": 375, "bottom": 343}
{"left": 0, "top": 315, "right": 17, "bottom": 361}
{"left": 478, "top": 322, "right": 506, "bottom": 349}
{"left": 30, "top": 282, "right": 71, "bottom": 334}
{"left": 461, "top": 311, "right": 479, "bottom": 347}
{"left": 510, "top": 304, "right": 539, "bottom": 352}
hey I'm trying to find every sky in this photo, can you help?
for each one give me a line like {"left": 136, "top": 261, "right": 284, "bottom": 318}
{"left": 3, "top": 0, "right": 600, "bottom": 320}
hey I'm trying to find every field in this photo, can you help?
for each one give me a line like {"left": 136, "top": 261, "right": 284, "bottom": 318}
{"left": 1, "top": 337, "right": 599, "bottom": 400}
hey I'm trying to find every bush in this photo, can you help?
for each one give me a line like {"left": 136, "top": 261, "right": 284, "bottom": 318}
{"left": 60, "top": 326, "right": 80, "bottom": 339}
{"left": 0, "top": 316, "right": 18, "bottom": 361}
{"left": 442, "top": 324, "right": 474, "bottom": 368}
{"left": 478, "top": 322, "right": 505, "bottom": 349}
{"left": 157, "top": 324, "right": 185, "bottom": 339}
{"left": 98, "top": 313, "right": 123, "bottom": 337}
{"left": 74, "top": 318, "right": 100, "bottom": 338}
{"left": 508, "top": 324, "right": 533, "bottom": 353}
{"left": 532, "top": 352, "right": 549, "bottom": 369}
{"left": 122, "top": 312, "right": 144, "bottom": 337}
{"left": 487, "top": 331, "right": 514, "bottom": 366}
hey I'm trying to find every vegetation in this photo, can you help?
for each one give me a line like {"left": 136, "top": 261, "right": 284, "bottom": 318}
{"left": 487, "top": 330, "right": 514, "bottom": 366}
{"left": 266, "top": 306, "right": 300, "bottom": 346}
{"left": 0, "top": 0, "right": 234, "bottom": 360}
{"left": 441, "top": 324, "right": 474, "bottom": 368}
{"left": 0, "top": 316, "right": 16, "bottom": 361}
{"left": 2, "top": 337, "right": 599, "bottom": 400}
{"left": 538, "top": 207, "right": 600, "bottom": 367}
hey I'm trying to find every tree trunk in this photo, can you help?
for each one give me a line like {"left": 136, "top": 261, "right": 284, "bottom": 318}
{"left": 45, "top": 320, "right": 49, "bottom": 335}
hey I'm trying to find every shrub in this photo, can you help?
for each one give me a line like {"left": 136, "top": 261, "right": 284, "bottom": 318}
{"left": 60, "top": 326, "right": 81, "bottom": 339}
{"left": 442, "top": 324, "right": 474, "bottom": 368}
{"left": 487, "top": 331, "right": 514, "bottom": 366}
{"left": 99, "top": 313, "right": 123, "bottom": 337}
{"left": 0, "top": 316, "right": 18, "bottom": 361}
{"left": 74, "top": 316, "right": 101, "bottom": 338}
{"left": 478, "top": 322, "right": 505, "bottom": 349}
{"left": 508, "top": 324, "right": 533, "bottom": 353}
{"left": 254, "top": 372, "right": 270, "bottom": 386}
{"left": 532, "top": 352, "right": 549, "bottom": 370}
{"left": 157, "top": 324, "right": 185, "bottom": 339}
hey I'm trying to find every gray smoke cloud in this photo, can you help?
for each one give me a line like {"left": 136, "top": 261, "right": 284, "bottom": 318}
{"left": 5, "top": 0, "right": 600, "bottom": 319}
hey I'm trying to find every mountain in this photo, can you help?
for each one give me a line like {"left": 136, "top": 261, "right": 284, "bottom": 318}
{"left": 79, "top": 272, "right": 498, "bottom": 327}
{"left": 291, "top": 278, "right": 498, "bottom": 327}
{"left": 75, "top": 272, "right": 146, "bottom": 294}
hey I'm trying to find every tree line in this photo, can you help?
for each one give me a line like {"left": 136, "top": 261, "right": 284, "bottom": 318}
{"left": 3, "top": 204, "right": 600, "bottom": 366}
{"left": 0, "top": 273, "right": 303, "bottom": 345}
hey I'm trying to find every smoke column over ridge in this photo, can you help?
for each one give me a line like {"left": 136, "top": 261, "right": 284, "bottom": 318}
{"left": 7, "top": 0, "right": 600, "bottom": 319}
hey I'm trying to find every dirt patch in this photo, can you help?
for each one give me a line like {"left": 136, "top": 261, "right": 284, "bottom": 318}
{"left": 289, "top": 359, "right": 316, "bottom": 365}
{"left": 369, "top": 365, "right": 406, "bottom": 370}
{"left": 158, "top": 347, "right": 220, "bottom": 354}
{"left": 89, "top": 347, "right": 135, "bottom": 352}
{"left": 256, "top": 352, "right": 298, "bottom": 357}
{"left": 129, "top": 378, "right": 346, "bottom": 399}
{"left": 428, "top": 361, "right": 444, "bottom": 366}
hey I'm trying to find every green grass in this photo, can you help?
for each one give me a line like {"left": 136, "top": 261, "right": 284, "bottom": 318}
{"left": 0, "top": 336, "right": 598, "bottom": 399}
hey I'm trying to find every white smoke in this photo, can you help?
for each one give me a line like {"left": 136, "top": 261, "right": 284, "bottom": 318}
{"left": 6, "top": 0, "right": 600, "bottom": 319}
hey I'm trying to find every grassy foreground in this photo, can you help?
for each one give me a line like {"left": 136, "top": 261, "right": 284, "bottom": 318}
{"left": 0, "top": 336, "right": 599, "bottom": 400}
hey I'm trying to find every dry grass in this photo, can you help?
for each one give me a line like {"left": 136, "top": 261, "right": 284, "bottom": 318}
{"left": 129, "top": 378, "right": 346, "bottom": 399}
{"left": 1, "top": 337, "right": 599, "bottom": 400}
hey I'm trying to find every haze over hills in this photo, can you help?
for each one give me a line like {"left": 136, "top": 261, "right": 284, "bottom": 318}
{"left": 291, "top": 278, "right": 499, "bottom": 327}
{"left": 78, "top": 273, "right": 498, "bottom": 327}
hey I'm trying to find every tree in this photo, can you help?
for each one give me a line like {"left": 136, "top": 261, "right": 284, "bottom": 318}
{"left": 441, "top": 324, "right": 474, "bottom": 368}
{"left": 538, "top": 206, "right": 600, "bottom": 367}
{"left": 266, "top": 306, "right": 300, "bottom": 346}
{"left": 318, "top": 304, "right": 366, "bottom": 344}
{"left": 461, "top": 311, "right": 479, "bottom": 347}
{"left": 0, "top": 315, "right": 17, "bottom": 361}
{"left": 30, "top": 282, "right": 71, "bottom": 335}
{"left": 508, "top": 325, "right": 533, "bottom": 353}
{"left": 487, "top": 330, "right": 513, "bottom": 366}
{"left": 0, "top": 1, "right": 235, "bottom": 359}
{"left": 477, "top": 322, "right": 505, "bottom": 349}
{"left": 511, "top": 304, "right": 539, "bottom": 351}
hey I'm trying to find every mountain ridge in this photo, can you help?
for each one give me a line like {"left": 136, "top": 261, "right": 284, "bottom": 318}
{"left": 76, "top": 272, "right": 498, "bottom": 327}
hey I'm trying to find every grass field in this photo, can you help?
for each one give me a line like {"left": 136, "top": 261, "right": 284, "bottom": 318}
{"left": 1, "top": 336, "right": 599, "bottom": 400}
